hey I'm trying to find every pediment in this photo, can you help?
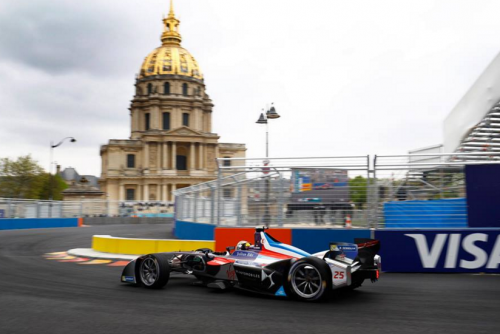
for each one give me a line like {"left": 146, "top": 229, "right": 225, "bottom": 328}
{"left": 166, "top": 126, "right": 204, "bottom": 137}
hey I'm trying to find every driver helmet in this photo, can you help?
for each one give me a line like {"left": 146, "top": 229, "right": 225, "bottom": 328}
{"left": 236, "top": 240, "right": 251, "bottom": 250}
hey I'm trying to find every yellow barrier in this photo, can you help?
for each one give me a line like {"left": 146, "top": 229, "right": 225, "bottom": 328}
{"left": 92, "top": 235, "right": 215, "bottom": 255}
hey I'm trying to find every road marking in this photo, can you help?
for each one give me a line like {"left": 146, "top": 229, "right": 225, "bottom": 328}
{"left": 78, "top": 259, "right": 112, "bottom": 265}
{"left": 59, "top": 257, "right": 90, "bottom": 263}
{"left": 108, "top": 261, "right": 131, "bottom": 267}
{"left": 45, "top": 252, "right": 67, "bottom": 256}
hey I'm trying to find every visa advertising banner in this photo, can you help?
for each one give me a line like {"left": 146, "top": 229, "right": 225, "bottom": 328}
{"left": 375, "top": 229, "right": 500, "bottom": 272}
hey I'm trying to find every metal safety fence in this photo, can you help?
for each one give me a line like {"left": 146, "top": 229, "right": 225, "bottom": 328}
{"left": 174, "top": 153, "right": 500, "bottom": 228}
{"left": 373, "top": 152, "right": 500, "bottom": 228}
{"left": 3, "top": 153, "right": 500, "bottom": 226}
{"left": 0, "top": 198, "right": 174, "bottom": 218}
{"left": 175, "top": 156, "right": 371, "bottom": 227}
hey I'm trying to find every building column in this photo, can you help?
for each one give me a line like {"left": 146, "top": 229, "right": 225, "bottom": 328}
{"left": 119, "top": 184, "right": 125, "bottom": 201}
{"left": 171, "top": 184, "right": 177, "bottom": 202}
{"left": 162, "top": 184, "right": 167, "bottom": 202}
{"left": 163, "top": 142, "right": 168, "bottom": 170}
{"left": 144, "top": 184, "right": 149, "bottom": 201}
{"left": 198, "top": 143, "right": 203, "bottom": 170}
{"left": 190, "top": 142, "right": 195, "bottom": 170}
{"left": 144, "top": 142, "right": 149, "bottom": 169}
{"left": 139, "top": 184, "right": 143, "bottom": 201}
{"left": 156, "top": 184, "right": 161, "bottom": 201}
{"left": 203, "top": 143, "right": 208, "bottom": 170}
{"left": 215, "top": 144, "right": 220, "bottom": 166}
{"left": 157, "top": 142, "right": 161, "bottom": 171}
{"left": 171, "top": 142, "right": 177, "bottom": 170}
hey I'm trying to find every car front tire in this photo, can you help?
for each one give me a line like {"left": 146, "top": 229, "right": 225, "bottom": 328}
{"left": 138, "top": 254, "right": 171, "bottom": 289}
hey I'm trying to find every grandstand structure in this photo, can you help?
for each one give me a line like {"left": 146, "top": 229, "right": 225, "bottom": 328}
{"left": 444, "top": 51, "right": 500, "bottom": 160}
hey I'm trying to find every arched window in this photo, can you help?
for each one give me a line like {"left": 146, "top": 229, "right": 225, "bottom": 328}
{"left": 147, "top": 83, "right": 153, "bottom": 95}
{"left": 182, "top": 83, "right": 188, "bottom": 96}
{"left": 164, "top": 82, "right": 170, "bottom": 95}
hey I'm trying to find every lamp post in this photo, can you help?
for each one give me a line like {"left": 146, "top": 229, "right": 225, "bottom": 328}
{"left": 49, "top": 137, "right": 76, "bottom": 215}
{"left": 256, "top": 103, "right": 280, "bottom": 227}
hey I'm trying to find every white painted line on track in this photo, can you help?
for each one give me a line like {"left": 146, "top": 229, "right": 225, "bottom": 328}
{"left": 67, "top": 248, "right": 140, "bottom": 260}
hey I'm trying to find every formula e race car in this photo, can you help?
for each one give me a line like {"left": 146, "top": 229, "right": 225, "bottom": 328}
{"left": 121, "top": 227, "right": 381, "bottom": 301}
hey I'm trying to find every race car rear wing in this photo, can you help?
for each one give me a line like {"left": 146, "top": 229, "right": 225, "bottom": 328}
{"left": 354, "top": 238, "right": 380, "bottom": 269}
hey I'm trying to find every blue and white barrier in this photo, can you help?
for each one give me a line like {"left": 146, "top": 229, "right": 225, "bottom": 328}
{"left": 0, "top": 218, "right": 82, "bottom": 231}
{"left": 375, "top": 229, "right": 500, "bottom": 272}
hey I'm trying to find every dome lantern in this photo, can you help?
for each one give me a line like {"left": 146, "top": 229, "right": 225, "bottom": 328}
{"left": 161, "top": 0, "right": 182, "bottom": 46}
{"left": 138, "top": 0, "right": 203, "bottom": 80}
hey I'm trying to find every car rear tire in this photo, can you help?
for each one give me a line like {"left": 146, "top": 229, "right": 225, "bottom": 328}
{"left": 139, "top": 254, "right": 171, "bottom": 289}
{"left": 285, "top": 257, "right": 332, "bottom": 302}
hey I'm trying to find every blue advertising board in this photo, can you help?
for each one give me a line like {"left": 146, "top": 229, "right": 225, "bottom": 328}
{"left": 375, "top": 229, "right": 500, "bottom": 273}
{"left": 291, "top": 229, "right": 371, "bottom": 254}
{"left": 465, "top": 164, "right": 500, "bottom": 228}
{"left": 0, "top": 218, "right": 79, "bottom": 230}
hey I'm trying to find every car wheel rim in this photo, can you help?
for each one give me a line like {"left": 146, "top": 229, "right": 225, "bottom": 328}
{"left": 290, "top": 264, "right": 322, "bottom": 299}
{"left": 140, "top": 258, "right": 159, "bottom": 286}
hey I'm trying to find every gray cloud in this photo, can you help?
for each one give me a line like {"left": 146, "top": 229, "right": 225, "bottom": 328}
{"left": 0, "top": 0, "right": 150, "bottom": 76}
{"left": 2, "top": 0, "right": 500, "bottom": 176}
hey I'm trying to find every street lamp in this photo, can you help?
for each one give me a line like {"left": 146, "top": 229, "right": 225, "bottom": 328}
{"left": 256, "top": 103, "right": 280, "bottom": 227}
{"left": 49, "top": 137, "right": 77, "bottom": 201}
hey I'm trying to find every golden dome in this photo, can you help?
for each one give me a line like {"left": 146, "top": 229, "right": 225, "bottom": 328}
{"left": 139, "top": 1, "right": 203, "bottom": 80}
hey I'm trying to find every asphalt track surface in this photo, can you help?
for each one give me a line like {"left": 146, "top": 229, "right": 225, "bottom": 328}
{"left": 1, "top": 224, "right": 500, "bottom": 334}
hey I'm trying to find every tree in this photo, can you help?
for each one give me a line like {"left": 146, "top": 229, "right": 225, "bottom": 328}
{"left": 0, "top": 155, "right": 67, "bottom": 200}
{"left": 38, "top": 173, "right": 68, "bottom": 200}
{"left": 349, "top": 175, "right": 368, "bottom": 207}
{"left": 0, "top": 155, "right": 44, "bottom": 198}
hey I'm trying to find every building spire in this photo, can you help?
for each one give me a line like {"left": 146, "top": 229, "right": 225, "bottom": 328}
{"left": 161, "top": 0, "right": 182, "bottom": 45}
{"left": 169, "top": 0, "right": 175, "bottom": 17}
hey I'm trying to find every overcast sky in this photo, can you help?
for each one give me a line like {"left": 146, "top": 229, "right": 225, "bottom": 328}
{"left": 1, "top": 0, "right": 500, "bottom": 176}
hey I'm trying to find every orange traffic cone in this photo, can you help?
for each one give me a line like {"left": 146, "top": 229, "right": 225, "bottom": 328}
{"left": 345, "top": 215, "right": 352, "bottom": 229}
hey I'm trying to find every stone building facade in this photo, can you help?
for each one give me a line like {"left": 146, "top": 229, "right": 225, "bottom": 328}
{"left": 99, "top": 2, "right": 246, "bottom": 201}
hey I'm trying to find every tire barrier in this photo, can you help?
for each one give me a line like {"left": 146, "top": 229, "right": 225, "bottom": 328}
{"left": 0, "top": 218, "right": 82, "bottom": 230}
{"left": 92, "top": 235, "right": 215, "bottom": 255}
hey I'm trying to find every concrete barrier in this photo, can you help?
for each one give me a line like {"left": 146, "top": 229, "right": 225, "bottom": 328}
{"left": 83, "top": 217, "right": 173, "bottom": 225}
{"left": 92, "top": 235, "right": 215, "bottom": 255}
{"left": 0, "top": 218, "right": 82, "bottom": 230}
{"left": 212, "top": 226, "right": 371, "bottom": 253}
{"left": 214, "top": 228, "right": 292, "bottom": 252}
{"left": 375, "top": 229, "right": 500, "bottom": 272}
{"left": 175, "top": 220, "right": 215, "bottom": 241}
{"left": 291, "top": 228, "right": 371, "bottom": 254}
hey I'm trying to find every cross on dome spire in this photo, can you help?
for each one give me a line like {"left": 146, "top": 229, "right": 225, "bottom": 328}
{"left": 161, "top": 0, "right": 182, "bottom": 46}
